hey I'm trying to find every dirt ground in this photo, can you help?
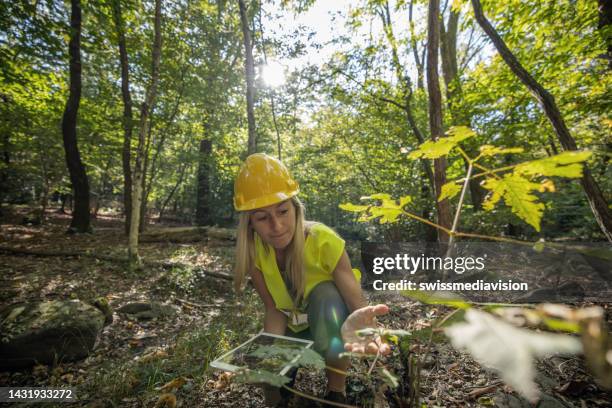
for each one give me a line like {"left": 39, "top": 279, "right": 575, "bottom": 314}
{"left": 0, "top": 207, "right": 611, "bottom": 407}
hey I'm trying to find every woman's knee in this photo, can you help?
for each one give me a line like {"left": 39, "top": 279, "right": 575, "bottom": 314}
{"left": 307, "top": 281, "right": 350, "bottom": 363}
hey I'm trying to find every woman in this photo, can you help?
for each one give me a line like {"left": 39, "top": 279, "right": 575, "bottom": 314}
{"left": 234, "top": 153, "right": 390, "bottom": 406}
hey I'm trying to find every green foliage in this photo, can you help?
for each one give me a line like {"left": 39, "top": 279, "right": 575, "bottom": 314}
{"left": 438, "top": 181, "right": 462, "bottom": 202}
{"left": 342, "top": 123, "right": 593, "bottom": 233}
{"left": 379, "top": 367, "right": 399, "bottom": 389}
{"left": 234, "top": 369, "right": 291, "bottom": 387}
{"left": 340, "top": 194, "right": 413, "bottom": 224}
{"left": 407, "top": 126, "right": 475, "bottom": 160}
{"left": 515, "top": 151, "right": 592, "bottom": 178}
{"left": 482, "top": 174, "right": 545, "bottom": 231}
{"left": 249, "top": 345, "right": 326, "bottom": 370}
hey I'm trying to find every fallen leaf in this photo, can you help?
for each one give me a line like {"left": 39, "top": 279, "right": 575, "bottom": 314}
{"left": 60, "top": 373, "right": 73, "bottom": 383}
{"left": 154, "top": 393, "right": 176, "bottom": 408}
{"left": 139, "top": 349, "right": 169, "bottom": 364}
{"left": 158, "top": 376, "right": 187, "bottom": 392}
{"left": 214, "top": 372, "right": 234, "bottom": 390}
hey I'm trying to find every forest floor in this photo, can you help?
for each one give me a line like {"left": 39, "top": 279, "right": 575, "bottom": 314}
{"left": 0, "top": 206, "right": 611, "bottom": 408}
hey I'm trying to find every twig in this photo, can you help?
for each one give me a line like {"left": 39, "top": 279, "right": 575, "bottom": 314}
{"left": 446, "top": 161, "right": 473, "bottom": 255}
{"left": 367, "top": 347, "right": 381, "bottom": 376}
{"left": 174, "top": 298, "right": 238, "bottom": 308}
{"left": 466, "top": 381, "right": 503, "bottom": 399}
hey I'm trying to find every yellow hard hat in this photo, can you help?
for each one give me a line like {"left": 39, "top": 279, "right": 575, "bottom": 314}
{"left": 234, "top": 153, "right": 300, "bottom": 211}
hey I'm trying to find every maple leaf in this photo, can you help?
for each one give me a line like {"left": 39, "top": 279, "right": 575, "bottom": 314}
{"left": 515, "top": 151, "right": 592, "bottom": 178}
{"left": 408, "top": 126, "right": 475, "bottom": 159}
{"left": 438, "top": 181, "right": 462, "bottom": 202}
{"left": 482, "top": 174, "right": 545, "bottom": 231}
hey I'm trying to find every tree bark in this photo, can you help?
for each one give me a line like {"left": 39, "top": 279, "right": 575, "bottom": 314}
{"left": 110, "top": 0, "right": 134, "bottom": 235}
{"left": 440, "top": 8, "right": 486, "bottom": 210}
{"left": 408, "top": 0, "right": 425, "bottom": 90}
{"left": 195, "top": 138, "right": 213, "bottom": 226}
{"left": 426, "top": 0, "right": 452, "bottom": 243}
{"left": 471, "top": 0, "right": 612, "bottom": 241}
{"left": 138, "top": 112, "right": 156, "bottom": 233}
{"left": 238, "top": 0, "right": 257, "bottom": 154}
{"left": 599, "top": 0, "right": 612, "bottom": 70}
{"left": 379, "top": 1, "right": 434, "bottom": 190}
{"left": 111, "top": 0, "right": 134, "bottom": 235}
{"left": 0, "top": 130, "right": 10, "bottom": 215}
{"left": 128, "top": 0, "right": 162, "bottom": 263}
{"left": 61, "top": 0, "right": 91, "bottom": 233}
{"left": 159, "top": 162, "right": 188, "bottom": 223}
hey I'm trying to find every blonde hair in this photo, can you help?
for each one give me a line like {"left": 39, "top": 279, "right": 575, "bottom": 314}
{"left": 234, "top": 196, "right": 307, "bottom": 308}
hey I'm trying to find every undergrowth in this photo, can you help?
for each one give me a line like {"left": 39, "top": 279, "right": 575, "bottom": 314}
{"left": 77, "top": 289, "right": 263, "bottom": 406}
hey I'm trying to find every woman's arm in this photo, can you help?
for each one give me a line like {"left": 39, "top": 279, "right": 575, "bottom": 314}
{"left": 250, "top": 267, "right": 288, "bottom": 334}
{"left": 332, "top": 251, "right": 368, "bottom": 312}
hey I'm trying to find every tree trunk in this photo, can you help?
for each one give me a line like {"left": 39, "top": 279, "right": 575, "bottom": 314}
{"left": 379, "top": 1, "right": 434, "bottom": 191}
{"left": 39, "top": 160, "right": 49, "bottom": 224}
{"left": 128, "top": 0, "right": 162, "bottom": 263}
{"left": 426, "top": 0, "right": 452, "bottom": 242}
{"left": 440, "top": 8, "right": 486, "bottom": 210}
{"left": 0, "top": 130, "right": 10, "bottom": 215}
{"left": 471, "top": 0, "right": 612, "bottom": 241}
{"left": 138, "top": 116, "right": 155, "bottom": 233}
{"left": 61, "top": 0, "right": 91, "bottom": 233}
{"left": 160, "top": 162, "right": 188, "bottom": 223}
{"left": 408, "top": 0, "right": 425, "bottom": 90}
{"left": 599, "top": 0, "right": 612, "bottom": 70}
{"left": 195, "top": 138, "right": 213, "bottom": 226}
{"left": 238, "top": 0, "right": 257, "bottom": 154}
{"left": 110, "top": 0, "right": 134, "bottom": 235}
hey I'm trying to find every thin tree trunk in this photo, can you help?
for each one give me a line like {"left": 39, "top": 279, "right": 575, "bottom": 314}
{"left": 147, "top": 73, "right": 184, "bottom": 193}
{"left": 471, "top": 0, "right": 612, "bottom": 241}
{"left": 440, "top": 8, "right": 485, "bottom": 210}
{"left": 408, "top": 0, "right": 425, "bottom": 90}
{"left": 599, "top": 0, "right": 612, "bottom": 70}
{"left": 238, "top": 0, "right": 257, "bottom": 154}
{"left": 110, "top": 0, "right": 134, "bottom": 235}
{"left": 195, "top": 137, "right": 213, "bottom": 226}
{"left": 159, "top": 162, "right": 188, "bottom": 223}
{"left": 61, "top": 0, "right": 91, "bottom": 233}
{"left": 427, "top": 0, "right": 452, "bottom": 243}
{"left": 256, "top": 11, "right": 282, "bottom": 160}
{"left": 0, "top": 129, "right": 10, "bottom": 215}
{"left": 379, "top": 1, "right": 434, "bottom": 191}
{"left": 138, "top": 111, "right": 156, "bottom": 233}
{"left": 39, "top": 159, "right": 49, "bottom": 224}
{"left": 128, "top": 0, "right": 162, "bottom": 263}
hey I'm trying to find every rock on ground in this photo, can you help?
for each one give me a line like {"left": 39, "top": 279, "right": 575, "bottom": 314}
{"left": 0, "top": 300, "right": 107, "bottom": 370}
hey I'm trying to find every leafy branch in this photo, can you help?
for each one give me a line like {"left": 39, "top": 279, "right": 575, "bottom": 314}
{"left": 336, "top": 126, "right": 610, "bottom": 402}
{"left": 341, "top": 126, "right": 592, "bottom": 235}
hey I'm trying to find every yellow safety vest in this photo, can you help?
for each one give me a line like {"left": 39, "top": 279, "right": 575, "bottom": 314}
{"left": 254, "top": 223, "right": 361, "bottom": 332}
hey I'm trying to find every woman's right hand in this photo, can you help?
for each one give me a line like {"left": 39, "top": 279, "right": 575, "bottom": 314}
{"left": 341, "top": 304, "right": 391, "bottom": 355}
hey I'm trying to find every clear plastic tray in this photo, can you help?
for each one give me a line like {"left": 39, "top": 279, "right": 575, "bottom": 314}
{"left": 210, "top": 331, "right": 314, "bottom": 375}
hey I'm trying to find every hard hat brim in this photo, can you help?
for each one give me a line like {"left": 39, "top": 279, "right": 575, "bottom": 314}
{"left": 234, "top": 189, "right": 299, "bottom": 212}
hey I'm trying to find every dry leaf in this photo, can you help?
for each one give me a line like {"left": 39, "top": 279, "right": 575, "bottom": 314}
{"left": 158, "top": 376, "right": 187, "bottom": 393}
{"left": 140, "top": 349, "right": 169, "bottom": 364}
{"left": 445, "top": 309, "right": 582, "bottom": 402}
{"left": 154, "top": 393, "right": 177, "bottom": 408}
{"left": 214, "top": 372, "right": 234, "bottom": 390}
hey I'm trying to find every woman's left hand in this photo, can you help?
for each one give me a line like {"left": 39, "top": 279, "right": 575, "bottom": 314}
{"left": 341, "top": 304, "right": 391, "bottom": 355}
